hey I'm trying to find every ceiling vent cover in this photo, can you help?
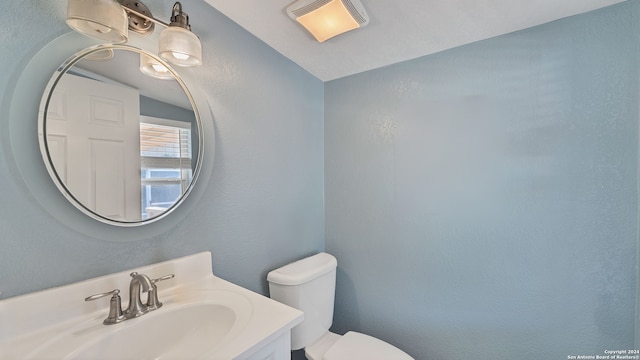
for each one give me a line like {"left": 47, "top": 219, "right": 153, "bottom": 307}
{"left": 286, "top": 0, "right": 369, "bottom": 42}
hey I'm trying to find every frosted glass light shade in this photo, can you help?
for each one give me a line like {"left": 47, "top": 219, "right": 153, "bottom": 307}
{"left": 295, "top": 0, "right": 360, "bottom": 42}
{"left": 66, "top": 0, "right": 128, "bottom": 43}
{"left": 140, "top": 54, "right": 174, "bottom": 80}
{"left": 85, "top": 48, "right": 115, "bottom": 61}
{"left": 158, "top": 27, "right": 202, "bottom": 67}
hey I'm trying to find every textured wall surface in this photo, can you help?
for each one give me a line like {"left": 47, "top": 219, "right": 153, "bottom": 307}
{"left": 325, "top": 2, "right": 639, "bottom": 359}
{"left": 0, "top": 0, "right": 324, "bottom": 298}
{"left": 1, "top": 0, "right": 638, "bottom": 359}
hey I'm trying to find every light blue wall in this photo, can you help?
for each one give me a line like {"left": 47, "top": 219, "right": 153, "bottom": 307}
{"left": 0, "top": 0, "right": 324, "bottom": 298}
{"left": 325, "top": 1, "right": 639, "bottom": 359}
{"left": 1, "top": 0, "right": 638, "bottom": 358}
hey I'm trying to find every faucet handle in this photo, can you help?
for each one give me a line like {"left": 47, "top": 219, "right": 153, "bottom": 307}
{"left": 152, "top": 273, "right": 175, "bottom": 284}
{"left": 85, "top": 289, "right": 125, "bottom": 325}
{"left": 146, "top": 274, "right": 175, "bottom": 310}
{"left": 85, "top": 288, "right": 120, "bottom": 301}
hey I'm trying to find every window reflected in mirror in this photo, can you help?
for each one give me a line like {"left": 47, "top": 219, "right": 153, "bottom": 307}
{"left": 140, "top": 118, "right": 193, "bottom": 220}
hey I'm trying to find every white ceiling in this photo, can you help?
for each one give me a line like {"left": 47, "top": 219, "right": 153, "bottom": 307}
{"left": 203, "top": 0, "right": 626, "bottom": 82}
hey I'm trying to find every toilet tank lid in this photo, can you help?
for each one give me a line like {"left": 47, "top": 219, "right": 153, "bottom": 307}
{"left": 267, "top": 253, "right": 337, "bottom": 286}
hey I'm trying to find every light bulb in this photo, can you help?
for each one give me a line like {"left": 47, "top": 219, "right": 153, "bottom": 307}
{"left": 151, "top": 63, "right": 169, "bottom": 73}
{"left": 171, "top": 52, "right": 190, "bottom": 61}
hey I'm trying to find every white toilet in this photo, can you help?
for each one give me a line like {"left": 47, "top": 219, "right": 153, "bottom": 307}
{"left": 267, "top": 252, "right": 414, "bottom": 360}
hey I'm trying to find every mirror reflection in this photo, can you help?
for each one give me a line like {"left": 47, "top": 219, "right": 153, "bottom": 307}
{"left": 39, "top": 45, "right": 201, "bottom": 226}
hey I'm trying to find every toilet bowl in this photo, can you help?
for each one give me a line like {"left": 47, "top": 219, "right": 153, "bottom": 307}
{"left": 304, "top": 330, "right": 413, "bottom": 360}
{"left": 267, "top": 253, "right": 413, "bottom": 360}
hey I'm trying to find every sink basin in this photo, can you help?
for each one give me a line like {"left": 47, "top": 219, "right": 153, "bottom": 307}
{"left": 72, "top": 303, "right": 236, "bottom": 360}
{"left": 24, "top": 290, "right": 253, "bottom": 360}
{"left": 0, "top": 252, "right": 303, "bottom": 360}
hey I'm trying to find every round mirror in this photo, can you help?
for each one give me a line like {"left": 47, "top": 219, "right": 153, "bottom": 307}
{"left": 38, "top": 44, "right": 203, "bottom": 226}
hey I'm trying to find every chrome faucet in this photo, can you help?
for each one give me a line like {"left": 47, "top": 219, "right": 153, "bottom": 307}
{"left": 124, "top": 272, "right": 154, "bottom": 319}
{"left": 85, "top": 272, "right": 175, "bottom": 325}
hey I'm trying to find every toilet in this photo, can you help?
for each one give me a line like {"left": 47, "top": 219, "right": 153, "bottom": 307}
{"left": 267, "top": 252, "right": 414, "bottom": 360}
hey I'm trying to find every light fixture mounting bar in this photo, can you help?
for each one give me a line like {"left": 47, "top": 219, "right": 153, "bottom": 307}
{"left": 117, "top": 0, "right": 170, "bottom": 34}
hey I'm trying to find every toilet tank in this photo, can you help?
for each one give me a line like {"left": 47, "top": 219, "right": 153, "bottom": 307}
{"left": 267, "top": 253, "right": 338, "bottom": 350}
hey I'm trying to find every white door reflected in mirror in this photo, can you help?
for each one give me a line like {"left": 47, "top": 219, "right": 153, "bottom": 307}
{"left": 47, "top": 73, "right": 142, "bottom": 221}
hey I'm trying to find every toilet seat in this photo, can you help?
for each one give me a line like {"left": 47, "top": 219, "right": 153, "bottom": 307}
{"left": 305, "top": 331, "right": 413, "bottom": 360}
{"left": 305, "top": 332, "right": 341, "bottom": 360}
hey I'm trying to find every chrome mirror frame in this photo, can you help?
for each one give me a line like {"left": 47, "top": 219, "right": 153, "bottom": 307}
{"left": 38, "top": 43, "right": 204, "bottom": 227}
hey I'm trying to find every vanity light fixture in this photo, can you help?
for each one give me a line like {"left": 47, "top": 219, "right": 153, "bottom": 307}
{"left": 286, "top": 0, "right": 370, "bottom": 43}
{"left": 158, "top": 2, "right": 202, "bottom": 67}
{"left": 66, "top": 0, "right": 202, "bottom": 67}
